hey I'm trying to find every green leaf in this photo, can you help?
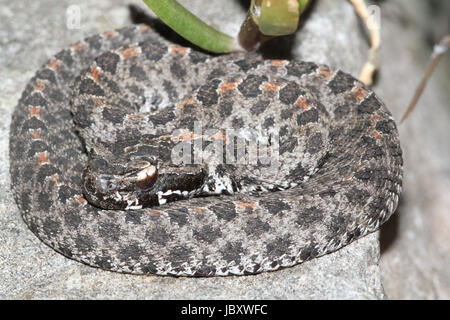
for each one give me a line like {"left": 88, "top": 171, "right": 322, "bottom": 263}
{"left": 142, "top": 0, "right": 239, "bottom": 53}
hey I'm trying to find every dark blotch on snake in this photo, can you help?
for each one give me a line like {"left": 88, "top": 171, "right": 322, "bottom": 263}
{"left": 95, "top": 52, "right": 120, "bottom": 74}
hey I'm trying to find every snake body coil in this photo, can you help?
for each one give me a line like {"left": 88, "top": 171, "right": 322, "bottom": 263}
{"left": 9, "top": 25, "right": 402, "bottom": 276}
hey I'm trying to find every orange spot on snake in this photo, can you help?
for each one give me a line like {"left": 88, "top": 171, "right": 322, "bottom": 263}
{"left": 71, "top": 41, "right": 86, "bottom": 51}
{"left": 29, "top": 106, "right": 40, "bottom": 117}
{"left": 219, "top": 81, "right": 237, "bottom": 93}
{"left": 90, "top": 97, "right": 105, "bottom": 106}
{"left": 177, "top": 131, "right": 198, "bottom": 142}
{"left": 370, "top": 114, "right": 383, "bottom": 140}
{"left": 270, "top": 59, "right": 287, "bottom": 67}
{"left": 238, "top": 202, "right": 256, "bottom": 210}
{"left": 296, "top": 97, "right": 310, "bottom": 110}
{"left": 370, "top": 114, "right": 381, "bottom": 127}
{"left": 170, "top": 45, "right": 188, "bottom": 56}
{"left": 121, "top": 46, "right": 139, "bottom": 59}
{"left": 371, "top": 129, "right": 382, "bottom": 140}
{"left": 46, "top": 59, "right": 60, "bottom": 71}
{"left": 33, "top": 80, "right": 46, "bottom": 92}
{"left": 300, "top": 125, "right": 308, "bottom": 136}
{"left": 37, "top": 152, "right": 50, "bottom": 166}
{"left": 126, "top": 113, "right": 147, "bottom": 119}
{"left": 31, "top": 130, "right": 41, "bottom": 139}
{"left": 351, "top": 86, "right": 368, "bottom": 102}
{"left": 177, "top": 97, "right": 196, "bottom": 109}
{"left": 101, "top": 31, "right": 116, "bottom": 38}
{"left": 318, "top": 66, "right": 333, "bottom": 79}
{"left": 263, "top": 82, "right": 279, "bottom": 92}
{"left": 50, "top": 175, "right": 62, "bottom": 185}
{"left": 90, "top": 66, "right": 101, "bottom": 83}
{"left": 194, "top": 207, "right": 206, "bottom": 213}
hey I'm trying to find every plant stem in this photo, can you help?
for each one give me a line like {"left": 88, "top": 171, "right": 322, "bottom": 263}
{"left": 142, "top": 0, "right": 240, "bottom": 53}
{"left": 238, "top": 0, "right": 310, "bottom": 51}
{"left": 401, "top": 35, "right": 450, "bottom": 123}
{"left": 238, "top": 11, "right": 264, "bottom": 51}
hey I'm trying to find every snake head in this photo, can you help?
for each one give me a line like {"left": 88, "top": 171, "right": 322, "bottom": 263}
{"left": 82, "top": 139, "right": 207, "bottom": 210}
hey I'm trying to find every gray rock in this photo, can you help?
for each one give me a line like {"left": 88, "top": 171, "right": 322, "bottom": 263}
{"left": 375, "top": 0, "right": 450, "bottom": 300}
{"left": 1, "top": 0, "right": 403, "bottom": 299}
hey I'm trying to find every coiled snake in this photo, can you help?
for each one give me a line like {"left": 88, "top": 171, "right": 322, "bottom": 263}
{"left": 9, "top": 25, "right": 403, "bottom": 276}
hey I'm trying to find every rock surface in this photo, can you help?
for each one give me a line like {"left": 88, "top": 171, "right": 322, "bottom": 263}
{"left": 0, "top": 0, "right": 447, "bottom": 299}
{"left": 375, "top": 0, "right": 450, "bottom": 300}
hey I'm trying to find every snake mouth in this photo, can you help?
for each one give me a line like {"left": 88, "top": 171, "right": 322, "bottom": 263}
{"left": 81, "top": 161, "right": 160, "bottom": 210}
{"left": 82, "top": 161, "right": 210, "bottom": 210}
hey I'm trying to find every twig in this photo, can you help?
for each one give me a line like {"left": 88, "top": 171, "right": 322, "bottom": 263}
{"left": 348, "top": 0, "right": 381, "bottom": 86}
{"left": 400, "top": 35, "right": 450, "bottom": 123}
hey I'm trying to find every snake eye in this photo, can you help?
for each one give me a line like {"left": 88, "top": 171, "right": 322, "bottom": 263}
{"left": 135, "top": 165, "right": 157, "bottom": 189}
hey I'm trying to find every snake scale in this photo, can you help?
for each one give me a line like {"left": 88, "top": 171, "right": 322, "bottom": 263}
{"left": 9, "top": 25, "right": 403, "bottom": 276}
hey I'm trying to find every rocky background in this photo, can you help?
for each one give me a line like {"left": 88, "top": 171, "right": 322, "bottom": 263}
{"left": 0, "top": 0, "right": 448, "bottom": 299}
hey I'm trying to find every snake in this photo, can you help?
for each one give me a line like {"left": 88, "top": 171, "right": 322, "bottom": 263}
{"left": 9, "top": 25, "right": 403, "bottom": 276}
